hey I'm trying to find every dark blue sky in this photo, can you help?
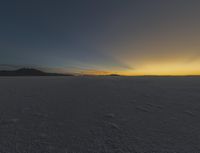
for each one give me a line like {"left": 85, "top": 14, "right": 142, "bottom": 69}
{"left": 1, "top": 0, "right": 200, "bottom": 75}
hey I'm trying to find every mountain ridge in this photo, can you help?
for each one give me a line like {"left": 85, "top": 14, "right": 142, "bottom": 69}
{"left": 0, "top": 68, "right": 73, "bottom": 76}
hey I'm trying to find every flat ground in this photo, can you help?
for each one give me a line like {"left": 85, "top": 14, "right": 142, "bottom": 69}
{"left": 0, "top": 77, "right": 200, "bottom": 153}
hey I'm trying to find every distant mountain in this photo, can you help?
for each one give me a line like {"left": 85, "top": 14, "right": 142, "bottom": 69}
{"left": 0, "top": 68, "right": 73, "bottom": 76}
{"left": 109, "top": 74, "right": 121, "bottom": 76}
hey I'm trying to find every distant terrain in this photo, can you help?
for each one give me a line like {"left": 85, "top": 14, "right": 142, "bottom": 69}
{"left": 0, "top": 68, "right": 73, "bottom": 76}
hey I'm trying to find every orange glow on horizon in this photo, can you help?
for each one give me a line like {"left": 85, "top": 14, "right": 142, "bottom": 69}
{"left": 79, "top": 60, "right": 200, "bottom": 76}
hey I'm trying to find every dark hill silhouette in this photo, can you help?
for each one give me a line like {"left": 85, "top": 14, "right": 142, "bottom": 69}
{"left": 0, "top": 68, "right": 73, "bottom": 76}
{"left": 109, "top": 74, "right": 121, "bottom": 76}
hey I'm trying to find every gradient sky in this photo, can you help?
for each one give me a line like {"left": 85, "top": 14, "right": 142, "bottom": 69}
{"left": 1, "top": 0, "right": 200, "bottom": 75}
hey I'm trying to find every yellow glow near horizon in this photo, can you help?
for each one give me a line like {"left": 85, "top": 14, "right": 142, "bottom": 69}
{"left": 80, "top": 60, "right": 200, "bottom": 76}
{"left": 120, "top": 61, "right": 200, "bottom": 76}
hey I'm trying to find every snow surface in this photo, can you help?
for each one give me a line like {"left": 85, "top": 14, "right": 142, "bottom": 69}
{"left": 0, "top": 76, "right": 200, "bottom": 153}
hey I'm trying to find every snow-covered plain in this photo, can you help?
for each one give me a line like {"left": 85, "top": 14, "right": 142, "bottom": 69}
{"left": 0, "top": 76, "right": 200, "bottom": 153}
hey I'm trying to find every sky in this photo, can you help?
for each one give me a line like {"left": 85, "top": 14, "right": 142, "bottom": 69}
{"left": 0, "top": 0, "right": 200, "bottom": 75}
